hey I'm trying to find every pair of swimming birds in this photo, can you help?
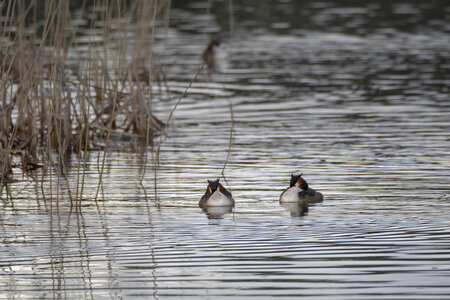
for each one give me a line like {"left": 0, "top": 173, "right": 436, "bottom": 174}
{"left": 199, "top": 173, "right": 323, "bottom": 208}
{"left": 201, "top": 43, "right": 323, "bottom": 207}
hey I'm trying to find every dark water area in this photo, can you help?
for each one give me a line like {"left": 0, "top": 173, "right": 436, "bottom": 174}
{"left": 173, "top": 0, "right": 450, "bottom": 35}
{"left": 1, "top": 0, "right": 450, "bottom": 299}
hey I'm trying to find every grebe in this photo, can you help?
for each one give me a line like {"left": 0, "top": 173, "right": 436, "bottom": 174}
{"left": 199, "top": 178, "right": 234, "bottom": 208}
{"left": 279, "top": 173, "right": 323, "bottom": 203}
{"left": 202, "top": 40, "right": 227, "bottom": 73}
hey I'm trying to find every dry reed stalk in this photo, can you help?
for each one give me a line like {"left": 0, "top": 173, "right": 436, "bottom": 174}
{"left": 154, "top": 63, "right": 204, "bottom": 168}
{"left": 94, "top": 0, "right": 122, "bottom": 203}
{"left": 221, "top": 0, "right": 235, "bottom": 176}
{"left": 1, "top": 0, "right": 167, "bottom": 202}
{"left": 152, "top": 63, "right": 204, "bottom": 197}
{"left": 139, "top": 0, "right": 159, "bottom": 185}
{"left": 221, "top": 101, "right": 234, "bottom": 175}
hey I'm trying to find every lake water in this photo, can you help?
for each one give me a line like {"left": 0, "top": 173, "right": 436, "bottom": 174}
{"left": 1, "top": 0, "right": 450, "bottom": 298}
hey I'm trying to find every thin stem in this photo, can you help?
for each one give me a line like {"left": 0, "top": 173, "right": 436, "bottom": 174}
{"left": 221, "top": 101, "right": 234, "bottom": 175}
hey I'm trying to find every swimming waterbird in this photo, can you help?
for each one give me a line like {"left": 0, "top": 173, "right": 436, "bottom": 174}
{"left": 202, "top": 40, "right": 227, "bottom": 73}
{"left": 279, "top": 172, "right": 323, "bottom": 203}
{"left": 199, "top": 178, "right": 234, "bottom": 208}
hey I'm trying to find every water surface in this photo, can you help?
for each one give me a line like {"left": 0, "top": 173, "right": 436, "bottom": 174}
{"left": 1, "top": 0, "right": 450, "bottom": 298}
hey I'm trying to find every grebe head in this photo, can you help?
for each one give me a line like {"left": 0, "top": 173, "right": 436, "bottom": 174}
{"left": 211, "top": 40, "right": 220, "bottom": 47}
{"left": 207, "top": 178, "right": 220, "bottom": 193}
{"left": 207, "top": 40, "right": 220, "bottom": 51}
{"left": 290, "top": 173, "right": 309, "bottom": 190}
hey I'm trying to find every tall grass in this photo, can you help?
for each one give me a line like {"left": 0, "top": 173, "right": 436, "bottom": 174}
{"left": 0, "top": 0, "right": 169, "bottom": 201}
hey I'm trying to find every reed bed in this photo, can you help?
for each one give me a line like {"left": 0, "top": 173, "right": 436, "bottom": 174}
{"left": 0, "top": 0, "right": 170, "bottom": 200}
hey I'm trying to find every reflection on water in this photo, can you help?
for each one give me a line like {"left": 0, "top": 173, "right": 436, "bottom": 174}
{"left": 280, "top": 201, "right": 309, "bottom": 217}
{"left": 1, "top": 0, "right": 450, "bottom": 298}
{"left": 202, "top": 205, "right": 234, "bottom": 219}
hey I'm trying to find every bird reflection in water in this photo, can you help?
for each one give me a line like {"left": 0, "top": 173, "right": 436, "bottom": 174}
{"left": 201, "top": 206, "right": 234, "bottom": 219}
{"left": 199, "top": 178, "right": 234, "bottom": 219}
{"left": 280, "top": 201, "right": 309, "bottom": 217}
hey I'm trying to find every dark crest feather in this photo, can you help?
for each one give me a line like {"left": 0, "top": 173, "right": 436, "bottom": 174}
{"left": 207, "top": 179, "right": 220, "bottom": 192}
{"left": 290, "top": 173, "right": 302, "bottom": 187}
